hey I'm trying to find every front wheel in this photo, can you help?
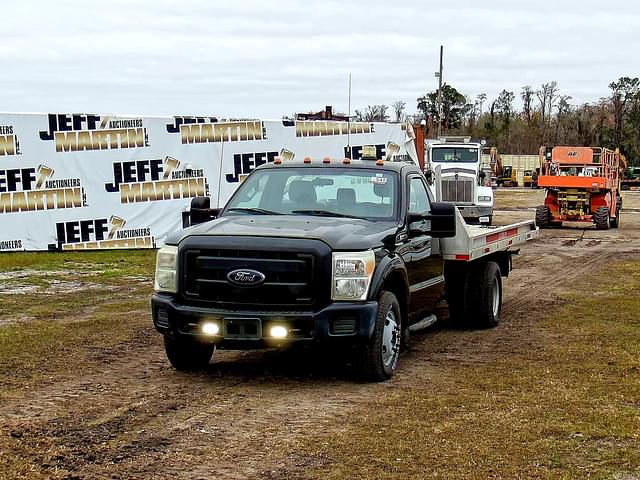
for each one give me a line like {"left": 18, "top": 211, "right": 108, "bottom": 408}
{"left": 164, "top": 335, "right": 215, "bottom": 371}
{"left": 535, "top": 205, "right": 550, "bottom": 229}
{"left": 358, "top": 291, "right": 401, "bottom": 381}
{"left": 593, "top": 207, "right": 610, "bottom": 230}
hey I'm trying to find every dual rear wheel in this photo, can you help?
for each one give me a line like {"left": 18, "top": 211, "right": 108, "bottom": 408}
{"left": 445, "top": 261, "right": 502, "bottom": 329}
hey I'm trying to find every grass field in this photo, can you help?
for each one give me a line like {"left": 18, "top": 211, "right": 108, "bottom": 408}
{"left": 298, "top": 260, "right": 640, "bottom": 479}
{"left": 0, "top": 250, "right": 155, "bottom": 395}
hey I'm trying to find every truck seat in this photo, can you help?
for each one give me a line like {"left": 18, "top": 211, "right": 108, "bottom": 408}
{"left": 289, "top": 180, "right": 317, "bottom": 207}
{"left": 336, "top": 188, "right": 356, "bottom": 213}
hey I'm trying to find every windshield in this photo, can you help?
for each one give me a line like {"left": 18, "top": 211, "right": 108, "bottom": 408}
{"left": 431, "top": 147, "right": 479, "bottom": 163}
{"left": 223, "top": 167, "right": 397, "bottom": 220}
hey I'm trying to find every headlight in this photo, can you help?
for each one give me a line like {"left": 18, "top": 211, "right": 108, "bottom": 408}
{"left": 332, "top": 251, "right": 375, "bottom": 301}
{"left": 478, "top": 195, "right": 492, "bottom": 203}
{"left": 154, "top": 245, "right": 178, "bottom": 293}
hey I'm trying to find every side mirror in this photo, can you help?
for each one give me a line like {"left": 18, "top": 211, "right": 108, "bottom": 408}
{"left": 424, "top": 169, "right": 434, "bottom": 185}
{"left": 187, "top": 196, "right": 219, "bottom": 226}
{"left": 428, "top": 202, "right": 457, "bottom": 237}
{"left": 408, "top": 202, "right": 456, "bottom": 238}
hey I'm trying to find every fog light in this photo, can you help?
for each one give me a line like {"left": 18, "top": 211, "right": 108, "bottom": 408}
{"left": 270, "top": 326, "right": 288, "bottom": 338}
{"left": 202, "top": 322, "right": 220, "bottom": 335}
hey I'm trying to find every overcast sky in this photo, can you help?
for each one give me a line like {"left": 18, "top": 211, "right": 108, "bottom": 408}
{"left": 1, "top": 0, "right": 638, "bottom": 119}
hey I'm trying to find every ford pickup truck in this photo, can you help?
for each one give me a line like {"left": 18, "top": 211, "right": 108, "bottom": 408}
{"left": 152, "top": 157, "right": 537, "bottom": 381}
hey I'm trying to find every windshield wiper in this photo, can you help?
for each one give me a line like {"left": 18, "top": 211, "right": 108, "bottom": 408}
{"left": 226, "top": 207, "right": 283, "bottom": 215}
{"left": 291, "top": 209, "right": 360, "bottom": 219}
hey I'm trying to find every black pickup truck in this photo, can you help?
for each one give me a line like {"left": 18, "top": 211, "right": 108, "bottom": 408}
{"left": 152, "top": 158, "right": 536, "bottom": 380}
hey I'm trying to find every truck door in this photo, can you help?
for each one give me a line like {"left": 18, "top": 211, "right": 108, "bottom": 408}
{"left": 402, "top": 175, "right": 445, "bottom": 322}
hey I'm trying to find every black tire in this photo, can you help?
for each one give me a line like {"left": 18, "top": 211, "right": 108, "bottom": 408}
{"left": 445, "top": 264, "right": 472, "bottom": 325}
{"left": 357, "top": 291, "right": 401, "bottom": 382}
{"left": 445, "top": 261, "right": 502, "bottom": 328}
{"left": 611, "top": 196, "right": 622, "bottom": 228}
{"left": 467, "top": 261, "right": 502, "bottom": 329}
{"left": 164, "top": 335, "right": 215, "bottom": 371}
{"left": 610, "top": 211, "right": 620, "bottom": 228}
{"left": 593, "top": 206, "right": 610, "bottom": 230}
{"left": 535, "top": 205, "right": 550, "bottom": 229}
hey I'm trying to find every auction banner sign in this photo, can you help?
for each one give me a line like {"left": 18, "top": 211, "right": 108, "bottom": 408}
{"left": 0, "top": 113, "right": 417, "bottom": 252}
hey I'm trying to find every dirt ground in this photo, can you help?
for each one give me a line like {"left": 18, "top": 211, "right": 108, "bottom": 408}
{"left": 1, "top": 190, "right": 639, "bottom": 479}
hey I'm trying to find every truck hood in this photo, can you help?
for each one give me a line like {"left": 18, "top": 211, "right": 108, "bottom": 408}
{"left": 167, "top": 215, "right": 400, "bottom": 251}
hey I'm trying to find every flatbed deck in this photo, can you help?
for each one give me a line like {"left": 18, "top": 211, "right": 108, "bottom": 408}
{"left": 440, "top": 210, "right": 538, "bottom": 261}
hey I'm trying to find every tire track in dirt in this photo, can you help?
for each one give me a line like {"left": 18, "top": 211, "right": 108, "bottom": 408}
{"left": 2, "top": 230, "right": 640, "bottom": 479}
{"left": 0, "top": 331, "right": 372, "bottom": 478}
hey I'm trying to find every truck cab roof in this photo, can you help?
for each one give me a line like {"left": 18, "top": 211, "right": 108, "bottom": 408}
{"left": 256, "top": 158, "right": 422, "bottom": 175}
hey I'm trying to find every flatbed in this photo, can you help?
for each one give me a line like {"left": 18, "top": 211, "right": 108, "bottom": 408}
{"left": 441, "top": 213, "right": 538, "bottom": 261}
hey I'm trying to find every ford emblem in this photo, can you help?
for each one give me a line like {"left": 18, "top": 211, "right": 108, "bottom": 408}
{"left": 226, "top": 268, "right": 266, "bottom": 287}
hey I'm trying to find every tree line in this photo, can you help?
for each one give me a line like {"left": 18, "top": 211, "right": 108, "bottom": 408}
{"left": 353, "top": 77, "right": 640, "bottom": 163}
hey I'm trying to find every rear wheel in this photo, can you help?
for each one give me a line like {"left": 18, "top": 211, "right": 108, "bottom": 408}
{"left": 445, "top": 262, "right": 471, "bottom": 325}
{"left": 468, "top": 261, "right": 502, "bottom": 328}
{"left": 358, "top": 291, "right": 401, "bottom": 381}
{"left": 164, "top": 335, "right": 215, "bottom": 371}
{"left": 535, "top": 205, "right": 550, "bottom": 229}
{"left": 610, "top": 211, "right": 620, "bottom": 228}
{"left": 445, "top": 261, "right": 502, "bottom": 329}
{"left": 593, "top": 207, "right": 610, "bottom": 230}
{"left": 611, "top": 196, "right": 622, "bottom": 228}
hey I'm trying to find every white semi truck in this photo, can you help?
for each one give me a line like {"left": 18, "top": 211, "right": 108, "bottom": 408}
{"left": 424, "top": 137, "right": 495, "bottom": 225}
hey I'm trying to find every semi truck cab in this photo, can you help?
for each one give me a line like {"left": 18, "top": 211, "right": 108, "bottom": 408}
{"left": 425, "top": 137, "right": 494, "bottom": 224}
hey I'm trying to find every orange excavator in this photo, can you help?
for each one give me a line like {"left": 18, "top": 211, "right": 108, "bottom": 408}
{"left": 536, "top": 146, "right": 623, "bottom": 229}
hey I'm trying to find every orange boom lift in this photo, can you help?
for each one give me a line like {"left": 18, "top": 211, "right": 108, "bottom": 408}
{"left": 535, "top": 146, "right": 623, "bottom": 230}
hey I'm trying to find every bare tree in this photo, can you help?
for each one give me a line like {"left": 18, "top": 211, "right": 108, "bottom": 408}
{"left": 554, "top": 95, "right": 573, "bottom": 143}
{"left": 476, "top": 93, "right": 487, "bottom": 118}
{"left": 537, "top": 81, "right": 559, "bottom": 143}
{"left": 355, "top": 105, "right": 390, "bottom": 122}
{"left": 391, "top": 100, "right": 406, "bottom": 123}
{"left": 521, "top": 86, "right": 534, "bottom": 126}
{"left": 496, "top": 90, "right": 516, "bottom": 150}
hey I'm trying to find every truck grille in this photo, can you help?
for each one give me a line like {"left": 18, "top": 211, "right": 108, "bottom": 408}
{"left": 181, "top": 248, "right": 317, "bottom": 309}
{"left": 441, "top": 178, "right": 474, "bottom": 203}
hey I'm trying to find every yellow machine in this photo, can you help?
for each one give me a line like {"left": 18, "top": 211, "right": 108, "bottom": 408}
{"left": 483, "top": 146, "right": 518, "bottom": 187}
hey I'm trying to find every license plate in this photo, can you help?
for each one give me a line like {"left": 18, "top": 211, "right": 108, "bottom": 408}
{"left": 223, "top": 318, "right": 262, "bottom": 340}
{"left": 479, "top": 216, "right": 490, "bottom": 223}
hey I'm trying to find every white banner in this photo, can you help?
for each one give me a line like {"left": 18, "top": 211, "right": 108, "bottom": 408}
{"left": 0, "top": 113, "right": 416, "bottom": 251}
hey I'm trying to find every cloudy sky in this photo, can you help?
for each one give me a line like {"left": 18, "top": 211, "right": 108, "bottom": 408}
{"left": 1, "top": 0, "right": 638, "bottom": 119}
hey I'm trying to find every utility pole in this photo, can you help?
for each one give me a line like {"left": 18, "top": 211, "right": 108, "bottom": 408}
{"left": 436, "top": 45, "right": 443, "bottom": 138}
{"left": 347, "top": 74, "right": 352, "bottom": 159}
